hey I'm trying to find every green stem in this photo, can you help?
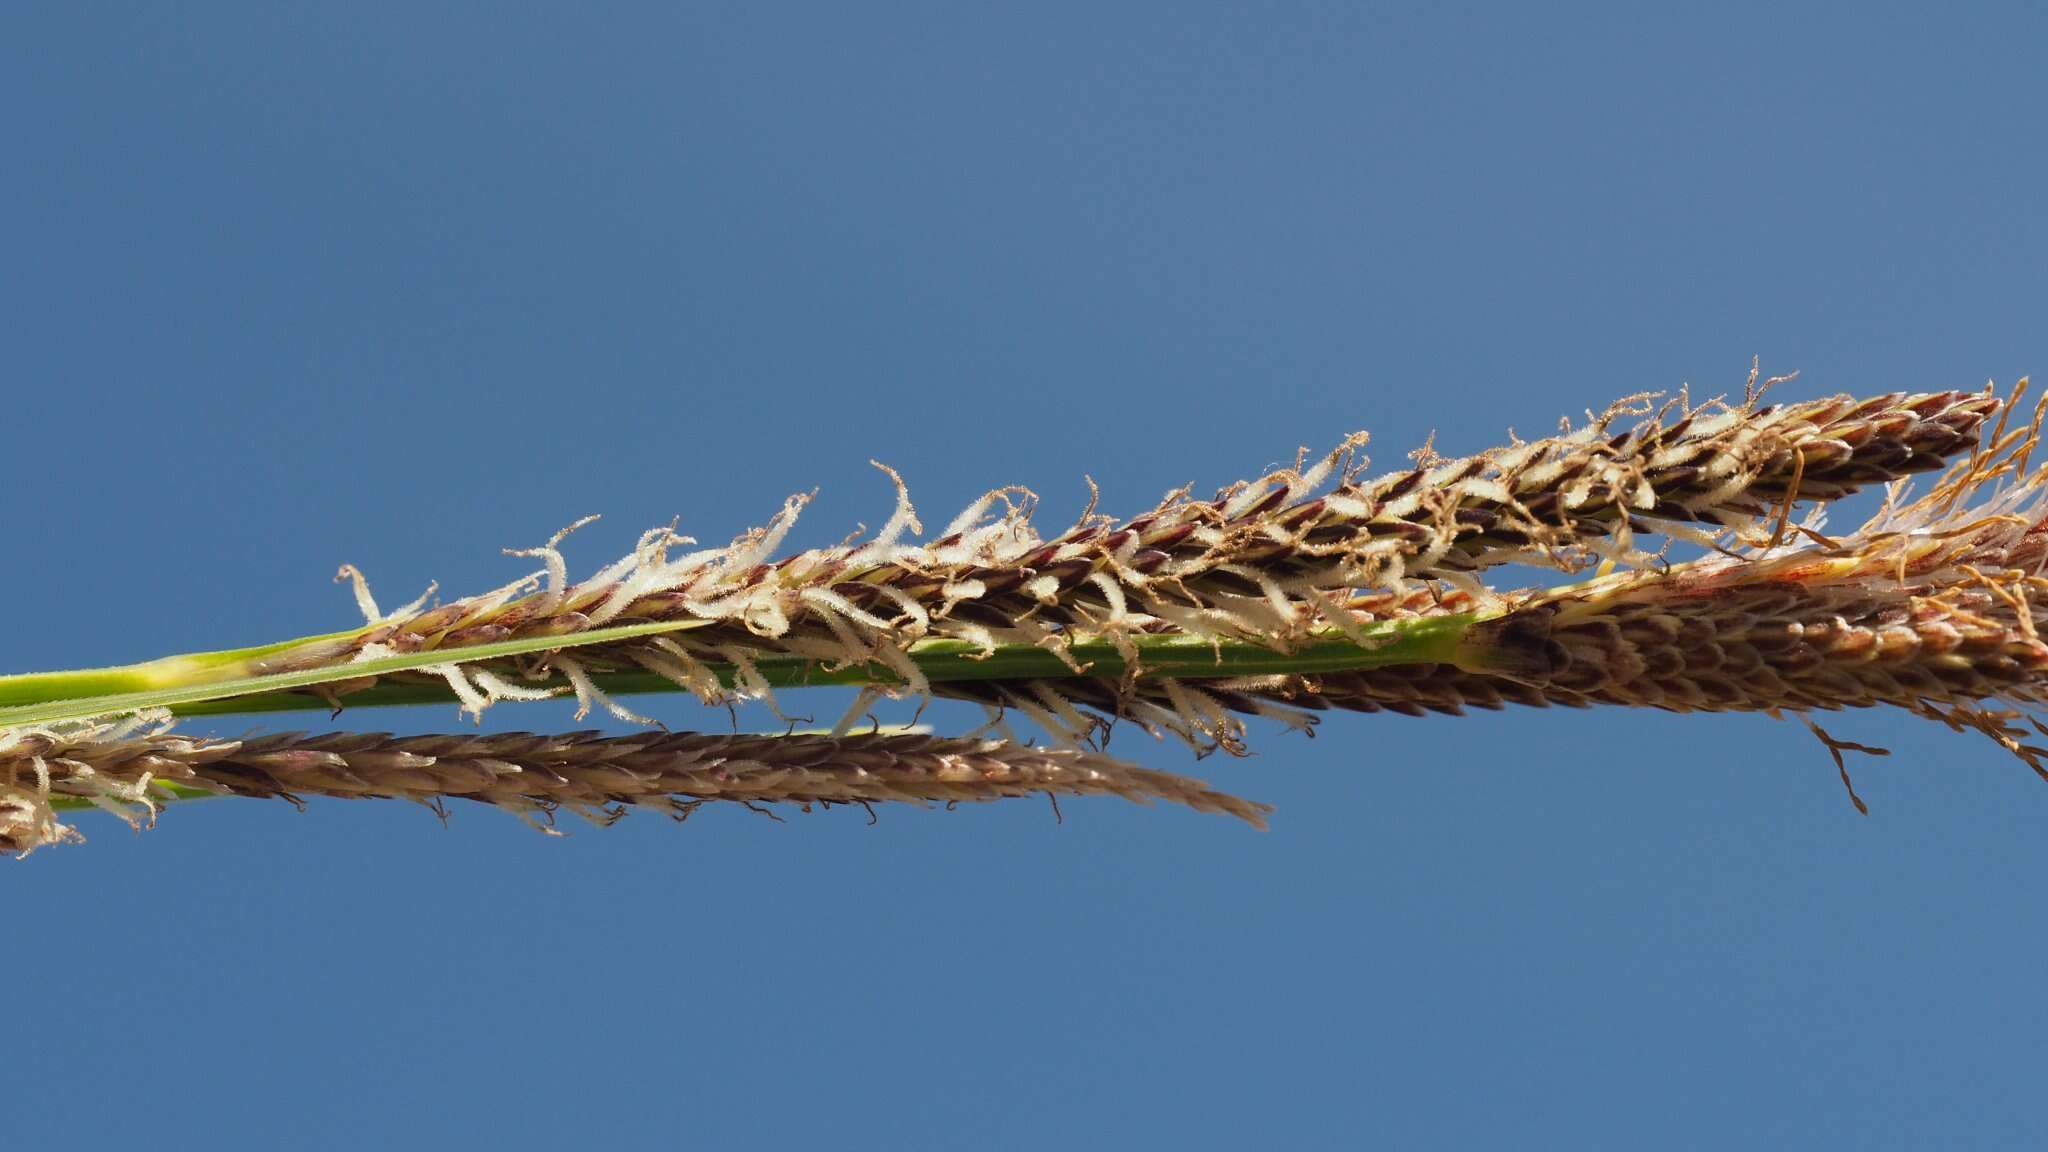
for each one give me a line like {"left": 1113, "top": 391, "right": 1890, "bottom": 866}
{"left": 1, "top": 612, "right": 1508, "bottom": 724}
{"left": 0, "top": 619, "right": 711, "bottom": 728}
{"left": 0, "top": 628, "right": 365, "bottom": 708}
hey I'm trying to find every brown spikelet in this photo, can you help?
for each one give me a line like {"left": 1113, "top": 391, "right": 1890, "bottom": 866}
{"left": 1210, "top": 386, "right": 2048, "bottom": 782}
{"left": 249, "top": 384, "right": 1992, "bottom": 725}
{"left": 941, "top": 382, "right": 2048, "bottom": 775}
{"left": 1271, "top": 569, "right": 2048, "bottom": 720}
{"left": 0, "top": 724, "right": 1268, "bottom": 856}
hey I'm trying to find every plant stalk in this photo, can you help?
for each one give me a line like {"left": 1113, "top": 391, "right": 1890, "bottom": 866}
{"left": 0, "top": 613, "right": 1500, "bottom": 723}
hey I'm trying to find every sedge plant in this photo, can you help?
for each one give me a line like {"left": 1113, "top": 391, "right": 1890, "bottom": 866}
{"left": 6, "top": 367, "right": 2043, "bottom": 855}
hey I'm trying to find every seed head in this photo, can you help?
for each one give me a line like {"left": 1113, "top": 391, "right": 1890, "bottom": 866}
{"left": 252, "top": 380, "right": 1993, "bottom": 727}
{"left": 1215, "top": 382, "right": 2048, "bottom": 781}
{"left": 1, "top": 723, "right": 1267, "bottom": 856}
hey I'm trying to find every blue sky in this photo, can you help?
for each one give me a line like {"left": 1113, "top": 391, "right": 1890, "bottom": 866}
{"left": 6, "top": 4, "right": 2046, "bottom": 1147}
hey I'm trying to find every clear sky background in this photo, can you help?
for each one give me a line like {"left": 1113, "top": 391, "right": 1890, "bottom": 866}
{"left": 6, "top": 4, "right": 2045, "bottom": 1148}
